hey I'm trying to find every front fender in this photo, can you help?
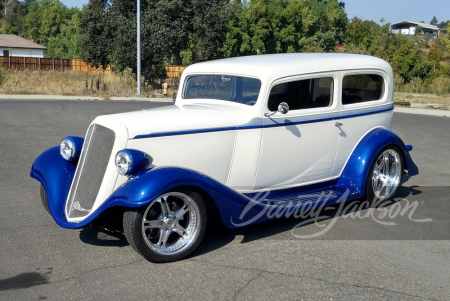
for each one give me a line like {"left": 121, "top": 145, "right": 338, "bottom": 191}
{"left": 31, "top": 147, "right": 262, "bottom": 229}
{"left": 337, "top": 128, "right": 419, "bottom": 197}
{"left": 30, "top": 146, "right": 77, "bottom": 227}
{"left": 104, "top": 167, "right": 263, "bottom": 229}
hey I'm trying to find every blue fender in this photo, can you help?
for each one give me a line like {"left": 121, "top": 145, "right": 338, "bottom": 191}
{"left": 96, "top": 167, "right": 268, "bottom": 229}
{"left": 31, "top": 128, "right": 418, "bottom": 230}
{"left": 31, "top": 146, "right": 265, "bottom": 229}
{"left": 31, "top": 146, "right": 78, "bottom": 227}
{"left": 336, "top": 128, "right": 419, "bottom": 197}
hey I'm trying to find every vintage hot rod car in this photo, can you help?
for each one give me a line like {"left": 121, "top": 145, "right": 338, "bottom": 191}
{"left": 31, "top": 53, "right": 418, "bottom": 262}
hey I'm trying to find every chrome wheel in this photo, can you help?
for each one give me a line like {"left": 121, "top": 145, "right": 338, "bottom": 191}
{"left": 372, "top": 149, "right": 402, "bottom": 201}
{"left": 141, "top": 192, "right": 201, "bottom": 255}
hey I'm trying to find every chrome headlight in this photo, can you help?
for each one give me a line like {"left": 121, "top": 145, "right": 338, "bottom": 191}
{"left": 115, "top": 150, "right": 133, "bottom": 175}
{"left": 60, "top": 137, "right": 83, "bottom": 161}
{"left": 115, "top": 149, "right": 152, "bottom": 176}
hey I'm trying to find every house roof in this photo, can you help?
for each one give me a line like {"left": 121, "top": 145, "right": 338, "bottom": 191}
{"left": 390, "top": 20, "right": 447, "bottom": 31}
{"left": 0, "top": 34, "right": 47, "bottom": 50}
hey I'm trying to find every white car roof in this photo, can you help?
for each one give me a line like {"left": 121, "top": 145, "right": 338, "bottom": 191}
{"left": 183, "top": 53, "right": 392, "bottom": 82}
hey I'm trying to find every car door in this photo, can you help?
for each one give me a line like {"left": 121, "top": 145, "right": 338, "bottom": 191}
{"left": 331, "top": 70, "right": 392, "bottom": 178}
{"left": 253, "top": 72, "right": 340, "bottom": 190}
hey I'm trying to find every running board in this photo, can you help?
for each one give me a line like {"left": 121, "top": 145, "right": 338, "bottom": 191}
{"left": 265, "top": 189, "right": 342, "bottom": 207}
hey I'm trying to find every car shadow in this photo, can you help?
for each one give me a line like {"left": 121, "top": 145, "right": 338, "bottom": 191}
{"left": 79, "top": 226, "right": 129, "bottom": 248}
{"left": 78, "top": 185, "right": 422, "bottom": 258}
{"left": 189, "top": 184, "right": 422, "bottom": 258}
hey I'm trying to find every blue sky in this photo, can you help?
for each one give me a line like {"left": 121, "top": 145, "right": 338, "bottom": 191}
{"left": 61, "top": 0, "right": 450, "bottom": 25}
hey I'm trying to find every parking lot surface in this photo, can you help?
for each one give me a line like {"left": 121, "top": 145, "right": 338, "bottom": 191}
{"left": 0, "top": 100, "right": 449, "bottom": 301}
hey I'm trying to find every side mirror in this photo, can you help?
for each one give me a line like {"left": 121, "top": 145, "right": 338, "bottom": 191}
{"left": 265, "top": 102, "right": 289, "bottom": 117}
{"left": 172, "top": 92, "right": 177, "bottom": 102}
{"left": 278, "top": 102, "right": 289, "bottom": 114}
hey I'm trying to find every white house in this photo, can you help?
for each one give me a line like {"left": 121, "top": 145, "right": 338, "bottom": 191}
{"left": 390, "top": 21, "right": 448, "bottom": 38}
{"left": 0, "top": 34, "right": 47, "bottom": 58}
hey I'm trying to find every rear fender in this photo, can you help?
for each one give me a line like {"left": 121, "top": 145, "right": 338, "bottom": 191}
{"left": 337, "top": 128, "right": 419, "bottom": 197}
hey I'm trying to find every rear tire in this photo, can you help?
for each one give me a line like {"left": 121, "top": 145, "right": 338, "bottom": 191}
{"left": 123, "top": 188, "right": 207, "bottom": 263}
{"left": 363, "top": 146, "right": 404, "bottom": 205}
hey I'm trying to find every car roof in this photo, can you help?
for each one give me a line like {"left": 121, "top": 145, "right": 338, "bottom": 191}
{"left": 183, "top": 53, "right": 392, "bottom": 82}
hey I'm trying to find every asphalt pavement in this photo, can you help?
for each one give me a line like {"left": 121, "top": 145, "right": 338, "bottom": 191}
{"left": 0, "top": 100, "right": 449, "bottom": 301}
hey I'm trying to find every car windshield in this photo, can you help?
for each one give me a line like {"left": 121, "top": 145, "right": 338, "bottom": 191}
{"left": 182, "top": 74, "right": 262, "bottom": 106}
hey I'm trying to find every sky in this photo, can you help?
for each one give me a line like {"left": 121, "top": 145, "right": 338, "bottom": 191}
{"left": 61, "top": 0, "right": 450, "bottom": 26}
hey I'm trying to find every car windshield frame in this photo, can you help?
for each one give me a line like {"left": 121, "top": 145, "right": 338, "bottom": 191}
{"left": 182, "top": 74, "right": 262, "bottom": 106}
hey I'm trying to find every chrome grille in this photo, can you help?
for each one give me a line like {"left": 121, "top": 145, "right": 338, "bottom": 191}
{"left": 66, "top": 124, "right": 115, "bottom": 218}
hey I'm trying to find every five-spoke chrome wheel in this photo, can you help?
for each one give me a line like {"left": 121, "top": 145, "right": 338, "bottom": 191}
{"left": 123, "top": 188, "right": 207, "bottom": 263}
{"left": 141, "top": 192, "right": 201, "bottom": 255}
{"left": 371, "top": 149, "right": 402, "bottom": 201}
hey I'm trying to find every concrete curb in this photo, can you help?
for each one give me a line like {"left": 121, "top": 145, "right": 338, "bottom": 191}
{"left": 0, "top": 94, "right": 173, "bottom": 103}
{"left": 394, "top": 107, "right": 450, "bottom": 117}
{"left": 1, "top": 95, "right": 449, "bottom": 117}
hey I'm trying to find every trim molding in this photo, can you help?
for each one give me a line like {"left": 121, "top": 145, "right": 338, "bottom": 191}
{"left": 134, "top": 104, "right": 394, "bottom": 139}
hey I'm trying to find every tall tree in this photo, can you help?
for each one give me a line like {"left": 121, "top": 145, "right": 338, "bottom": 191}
{"left": 438, "top": 20, "right": 449, "bottom": 29}
{"left": 221, "top": 0, "right": 348, "bottom": 57}
{"left": 18, "top": 0, "right": 80, "bottom": 57}
{"left": 79, "top": 0, "right": 114, "bottom": 67}
{"left": 180, "top": 0, "right": 235, "bottom": 64}
{"left": 430, "top": 16, "right": 438, "bottom": 26}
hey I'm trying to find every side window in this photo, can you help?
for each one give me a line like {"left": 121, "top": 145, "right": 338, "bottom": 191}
{"left": 2, "top": 50, "right": 9, "bottom": 57}
{"left": 342, "top": 74, "right": 384, "bottom": 105}
{"left": 268, "top": 77, "right": 334, "bottom": 112}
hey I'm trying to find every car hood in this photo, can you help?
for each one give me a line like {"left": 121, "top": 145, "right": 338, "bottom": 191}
{"left": 111, "top": 103, "right": 240, "bottom": 139}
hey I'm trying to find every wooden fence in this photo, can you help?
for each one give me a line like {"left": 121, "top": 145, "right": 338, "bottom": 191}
{"left": 1, "top": 57, "right": 112, "bottom": 74}
{"left": 71, "top": 59, "right": 112, "bottom": 75}
{"left": 1, "top": 56, "right": 183, "bottom": 77}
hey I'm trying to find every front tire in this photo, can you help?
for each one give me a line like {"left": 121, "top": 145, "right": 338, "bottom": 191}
{"left": 123, "top": 189, "right": 207, "bottom": 263}
{"left": 40, "top": 185, "right": 51, "bottom": 214}
{"left": 364, "top": 146, "right": 404, "bottom": 205}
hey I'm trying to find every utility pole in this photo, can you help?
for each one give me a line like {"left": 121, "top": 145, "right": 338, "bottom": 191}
{"left": 137, "top": 0, "right": 141, "bottom": 95}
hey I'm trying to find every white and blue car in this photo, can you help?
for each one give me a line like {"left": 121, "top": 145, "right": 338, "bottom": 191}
{"left": 31, "top": 54, "right": 418, "bottom": 262}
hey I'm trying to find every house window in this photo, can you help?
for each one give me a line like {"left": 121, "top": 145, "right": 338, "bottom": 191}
{"left": 3, "top": 50, "right": 9, "bottom": 57}
{"left": 268, "top": 77, "right": 334, "bottom": 111}
{"left": 342, "top": 74, "right": 385, "bottom": 105}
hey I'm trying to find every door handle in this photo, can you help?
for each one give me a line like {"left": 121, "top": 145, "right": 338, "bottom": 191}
{"left": 335, "top": 122, "right": 343, "bottom": 127}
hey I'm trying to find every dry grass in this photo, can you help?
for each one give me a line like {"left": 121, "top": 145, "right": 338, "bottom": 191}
{"left": 0, "top": 68, "right": 173, "bottom": 98}
{"left": 4, "top": 68, "right": 446, "bottom": 106}
{"left": 394, "top": 92, "right": 450, "bottom": 105}
{"left": 395, "top": 76, "right": 450, "bottom": 96}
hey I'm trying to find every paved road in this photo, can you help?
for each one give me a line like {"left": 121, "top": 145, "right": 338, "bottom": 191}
{"left": 0, "top": 100, "right": 449, "bottom": 301}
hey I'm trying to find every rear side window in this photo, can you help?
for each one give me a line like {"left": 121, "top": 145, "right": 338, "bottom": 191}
{"left": 268, "top": 77, "right": 334, "bottom": 111}
{"left": 342, "top": 74, "right": 384, "bottom": 105}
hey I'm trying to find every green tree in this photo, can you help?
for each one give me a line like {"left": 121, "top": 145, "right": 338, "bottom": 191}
{"left": 439, "top": 24, "right": 450, "bottom": 60}
{"left": 20, "top": 0, "right": 80, "bottom": 58}
{"left": 414, "top": 25, "right": 422, "bottom": 36}
{"left": 46, "top": 13, "right": 81, "bottom": 58}
{"left": 437, "top": 20, "right": 449, "bottom": 29}
{"left": 345, "top": 17, "right": 371, "bottom": 49}
{"left": 79, "top": 0, "right": 114, "bottom": 67}
{"left": 430, "top": 16, "right": 438, "bottom": 26}
{"left": 0, "top": 0, "right": 26, "bottom": 34}
{"left": 184, "top": 0, "right": 235, "bottom": 63}
{"left": 392, "top": 42, "right": 433, "bottom": 82}
{"left": 221, "top": 0, "right": 347, "bottom": 57}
